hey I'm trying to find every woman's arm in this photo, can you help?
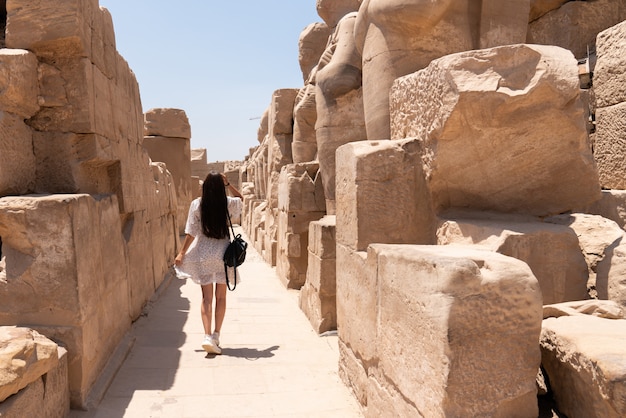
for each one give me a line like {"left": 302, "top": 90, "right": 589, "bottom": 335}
{"left": 221, "top": 173, "right": 243, "bottom": 200}
{"left": 175, "top": 234, "right": 195, "bottom": 266}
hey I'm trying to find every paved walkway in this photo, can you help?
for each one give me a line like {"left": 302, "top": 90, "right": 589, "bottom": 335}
{"left": 72, "top": 234, "right": 363, "bottom": 418}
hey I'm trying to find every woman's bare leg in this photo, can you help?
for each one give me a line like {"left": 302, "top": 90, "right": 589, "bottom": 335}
{"left": 214, "top": 283, "right": 227, "bottom": 334}
{"left": 200, "top": 284, "right": 214, "bottom": 335}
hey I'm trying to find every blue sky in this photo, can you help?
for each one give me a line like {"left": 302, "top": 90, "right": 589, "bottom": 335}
{"left": 99, "top": 1, "right": 321, "bottom": 161}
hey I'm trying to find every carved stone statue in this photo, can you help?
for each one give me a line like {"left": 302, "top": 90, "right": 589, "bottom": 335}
{"left": 355, "top": 0, "right": 530, "bottom": 140}
{"left": 314, "top": 0, "right": 365, "bottom": 213}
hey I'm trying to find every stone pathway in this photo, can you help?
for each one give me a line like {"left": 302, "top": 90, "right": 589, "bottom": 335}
{"left": 71, "top": 236, "right": 362, "bottom": 418}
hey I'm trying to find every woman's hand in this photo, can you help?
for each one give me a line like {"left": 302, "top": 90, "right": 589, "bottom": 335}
{"left": 174, "top": 252, "right": 184, "bottom": 266}
{"left": 221, "top": 173, "right": 229, "bottom": 186}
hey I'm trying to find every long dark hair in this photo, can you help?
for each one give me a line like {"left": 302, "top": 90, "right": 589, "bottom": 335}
{"left": 200, "top": 172, "right": 229, "bottom": 239}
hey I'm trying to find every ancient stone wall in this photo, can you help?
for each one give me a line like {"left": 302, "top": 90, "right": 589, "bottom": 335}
{"left": 239, "top": 2, "right": 626, "bottom": 416}
{"left": 0, "top": 0, "right": 179, "bottom": 409}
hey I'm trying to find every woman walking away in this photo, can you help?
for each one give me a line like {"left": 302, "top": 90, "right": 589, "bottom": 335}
{"left": 175, "top": 172, "right": 243, "bottom": 354}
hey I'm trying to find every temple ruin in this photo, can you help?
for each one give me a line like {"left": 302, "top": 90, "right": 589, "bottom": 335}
{"left": 2, "top": 0, "right": 626, "bottom": 417}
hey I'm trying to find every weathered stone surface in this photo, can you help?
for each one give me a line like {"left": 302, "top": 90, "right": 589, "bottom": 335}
{"left": 317, "top": 0, "right": 361, "bottom": 29}
{"left": 5, "top": 0, "right": 96, "bottom": 59}
{"left": 0, "top": 194, "right": 130, "bottom": 407}
{"left": 391, "top": 44, "right": 601, "bottom": 216}
{"left": 144, "top": 108, "right": 192, "bottom": 139}
{"left": 143, "top": 134, "right": 192, "bottom": 234}
{"left": 594, "top": 102, "right": 626, "bottom": 190}
{"left": 595, "top": 20, "right": 626, "bottom": 108}
{"left": 276, "top": 163, "right": 325, "bottom": 289}
{"left": 297, "top": 22, "right": 330, "bottom": 82}
{"left": 336, "top": 139, "right": 436, "bottom": 252}
{"left": 0, "top": 112, "right": 36, "bottom": 197}
{"left": 366, "top": 244, "right": 542, "bottom": 417}
{"left": 315, "top": 11, "right": 365, "bottom": 213}
{"left": 529, "top": 0, "right": 568, "bottom": 21}
{"left": 269, "top": 89, "right": 298, "bottom": 138}
{"left": 576, "top": 190, "right": 626, "bottom": 230}
{"left": 527, "top": 0, "right": 626, "bottom": 59}
{"left": 300, "top": 215, "right": 337, "bottom": 333}
{"left": 190, "top": 148, "right": 209, "bottom": 179}
{"left": 546, "top": 214, "right": 626, "bottom": 308}
{"left": 0, "top": 49, "right": 39, "bottom": 117}
{"left": 544, "top": 300, "right": 625, "bottom": 320}
{"left": 437, "top": 214, "right": 589, "bottom": 305}
{"left": 541, "top": 315, "right": 626, "bottom": 418}
{"left": 0, "top": 327, "right": 58, "bottom": 403}
{"left": 355, "top": 0, "right": 529, "bottom": 140}
{"left": 292, "top": 84, "right": 318, "bottom": 163}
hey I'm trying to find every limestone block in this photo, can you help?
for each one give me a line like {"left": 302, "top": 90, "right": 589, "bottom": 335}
{"left": 335, "top": 139, "right": 436, "bottom": 252}
{"left": 594, "top": 103, "right": 626, "bottom": 189}
{"left": 437, "top": 214, "right": 589, "bottom": 304}
{"left": 0, "top": 112, "right": 36, "bottom": 197}
{"left": 112, "top": 53, "right": 144, "bottom": 145}
{"left": 277, "top": 163, "right": 325, "bottom": 212}
{"left": 544, "top": 300, "right": 625, "bottom": 320}
{"left": 527, "top": 0, "right": 626, "bottom": 59}
{"left": 0, "top": 345, "right": 69, "bottom": 418}
{"left": 546, "top": 213, "right": 626, "bottom": 308}
{"left": 191, "top": 148, "right": 209, "bottom": 179}
{"left": 338, "top": 338, "right": 369, "bottom": 408}
{"left": 529, "top": 0, "right": 568, "bottom": 21}
{"left": 370, "top": 244, "right": 542, "bottom": 417}
{"left": 144, "top": 108, "right": 191, "bottom": 139}
{"left": 308, "top": 215, "right": 336, "bottom": 259}
{"left": 0, "top": 194, "right": 130, "bottom": 408}
{"left": 5, "top": 0, "right": 97, "bottom": 59}
{"left": 276, "top": 209, "right": 325, "bottom": 289}
{"left": 541, "top": 315, "right": 626, "bottom": 418}
{"left": 0, "top": 327, "right": 58, "bottom": 402}
{"left": 33, "top": 132, "right": 120, "bottom": 195}
{"left": 90, "top": 6, "right": 116, "bottom": 78}
{"left": 595, "top": 20, "right": 626, "bottom": 108}
{"left": 390, "top": 44, "right": 601, "bottom": 216}
{"left": 143, "top": 135, "right": 192, "bottom": 234}
{"left": 479, "top": 0, "right": 531, "bottom": 49}
{"left": 0, "top": 50, "right": 39, "bottom": 117}
{"left": 576, "top": 189, "right": 626, "bottom": 230}
{"left": 29, "top": 57, "right": 96, "bottom": 134}
{"left": 268, "top": 89, "right": 298, "bottom": 137}
{"left": 336, "top": 244, "right": 376, "bottom": 362}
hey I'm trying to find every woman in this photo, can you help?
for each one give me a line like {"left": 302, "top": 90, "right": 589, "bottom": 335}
{"left": 175, "top": 172, "right": 243, "bottom": 354}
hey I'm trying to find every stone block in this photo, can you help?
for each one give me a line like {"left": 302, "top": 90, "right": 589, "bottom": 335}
{"left": 0, "top": 50, "right": 39, "bottom": 117}
{"left": 277, "top": 163, "right": 325, "bottom": 212}
{"left": 437, "top": 214, "right": 589, "bottom": 305}
{"left": 527, "top": 0, "right": 626, "bottom": 59}
{"left": 90, "top": 5, "right": 116, "bottom": 78}
{"left": 370, "top": 244, "right": 541, "bottom": 417}
{"left": 595, "top": 20, "right": 626, "bottom": 108}
{"left": 576, "top": 189, "right": 626, "bottom": 230}
{"left": 541, "top": 315, "right": 626, "bottom": 418}
{"left": 390, "top": 44, "right": 601, "bottom": 216}
{"left": 143, "top": 135, "right": 192, "bottom": 233}
{"left": 336, "top": 244, "right": 376, "bottom": 362}
{"left": 29, "top": 57, "right": 96, "bottom": 134}
{"left": 546, "top": 213, "right": 626, "bottom": 308}
{"left": 308, "top": 215, "right": 336, "bottom": 259}
{"left": 144, "top": 108, "right": 191, "bottom": 139}
{"left": 0, "top": 327, "right": 58, "bottom": 403}
{"left": 0, "top": 112, "right": 36, "bottom": 197}
{"left": 479, "top": 0, "right": 530, "bottom": 49}
{"left": 594, "top": 103, "right": 626, "bottom": 189}
{"left": 268, "top": 89, "right": 298, "bottom": 137}
{"left": 336, "top": 139, "right": 436, "bottom": 252}
{"left": 299, "top": 249, "right": 337, "bottom": 334}
{"left": 0, "top": 194, "right": 130, "bottom": 408}
{"left": 5, "top": 0, "right": 97, "bottom": 59}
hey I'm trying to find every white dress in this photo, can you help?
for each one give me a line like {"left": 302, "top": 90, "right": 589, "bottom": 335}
{"left": 178, "top": 196, "right": 243, "bottom": 285}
